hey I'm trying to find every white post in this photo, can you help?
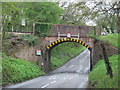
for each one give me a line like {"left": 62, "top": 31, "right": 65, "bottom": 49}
{"left": 58, "top": 32, "right": 60, "bottom": 39}
{"left": 78, "top": 33, "right": 79, "bottom": 40}
{"left": 33, "top": 23, "right": 35, "bottom": 35}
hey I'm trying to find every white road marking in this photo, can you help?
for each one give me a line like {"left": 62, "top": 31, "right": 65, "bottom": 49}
{"left": 75, "top": 74, "right": 78, "bottom": 77}
{"left": 49, "top": 76, "right": 56, "bottom": 80}
{"left": 64, "top": 78, "right": 66, "bottom": 80}
{"left": 69, "top": 76, "right": 74, "bottom": 80}
{"left": 41, "top": 84, "right": 49, "bottom": 88}
{"left": 77, "top": 70, "right": 80, "bottom": 73}
{"left": 51, "top": 81, "right": 56, "bottom": 84}
{"left": 84, "top": 67, "right": 90, "bottom": 73}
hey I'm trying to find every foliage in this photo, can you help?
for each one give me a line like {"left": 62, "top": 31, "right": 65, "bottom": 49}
{"left": 60, "top": 2, "right": 89, "bottom": 25}
{"left": 35, "top": 22, "right": 52, "bottom": 37}
{"left": 88, "top": 26, "right": 97, "bottom": 36}
{"left": 1, "top": 53, "right": 45, "bottom": 86}
{"left": 24, "top": 2, "right": 63, "bottom": 24}
{"left": 51, "top": 42, "right": 86, "bottom": 70}
{"left": 2, "top": 2, "right": 22, "bottom": 39}
{"left": 2, "top": 2, "right": 63, "bottom": 39}
{"left": 89, "top": 54, "right": 119, "bottom": 88}
{"left": 3, "top": 32, "right": 12, "bottom": 39}
{"left": 97, "top": 34, "right": 119, "bottom": 49}
{"left": 88, "top": 1, "right": 120, "bottom": 33}
{"left": 2, "top": 39, "right": 11, "bottom": 55}
{"left": 20, "top": 34, "right": 38, "bottom": 46}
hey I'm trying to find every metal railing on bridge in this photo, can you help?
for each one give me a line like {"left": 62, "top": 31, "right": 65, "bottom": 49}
{"left": 58, "top": 32, "right": 79, "bottom": 40}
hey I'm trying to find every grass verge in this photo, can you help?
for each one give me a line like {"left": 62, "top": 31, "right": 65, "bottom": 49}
{"left": 89, "top": 54, "right": 119, "bottom": 88}
{"left": 51, "top": 42, "right": 86, "bottom": 70}
{"left": 1, "top": 53, "right": 45, "bottom": 86}
{"left": 97, "top": 34, "right": 119, "bottom": 49}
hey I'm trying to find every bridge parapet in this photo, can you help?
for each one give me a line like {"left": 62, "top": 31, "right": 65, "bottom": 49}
{"left": 48, "top": 24, "right": 101, "bottom": 37}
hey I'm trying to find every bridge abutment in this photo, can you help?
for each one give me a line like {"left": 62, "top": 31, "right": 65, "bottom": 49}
{"left": 91, "top": 40, "right": 118, "bottom": 67}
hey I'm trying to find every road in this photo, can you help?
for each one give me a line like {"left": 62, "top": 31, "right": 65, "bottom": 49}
{"left": 6, "top": 49, "right": 90, "bottom": 88}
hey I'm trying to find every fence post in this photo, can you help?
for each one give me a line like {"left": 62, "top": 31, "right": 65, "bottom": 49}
{"left": 33, "top": 23, "right": 35, "bottom": 35}
{"left": 100, "top": 43, "right": 113, "bottom": 78}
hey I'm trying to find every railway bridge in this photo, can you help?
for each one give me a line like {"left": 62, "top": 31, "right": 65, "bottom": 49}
{"left": 37, "top": 24, "right": 101, "bottom": 73}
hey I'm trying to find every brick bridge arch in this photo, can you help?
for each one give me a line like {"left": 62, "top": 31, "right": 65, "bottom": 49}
{"left": 40, "top": 38, "right": 93, "bottom": 73}
{"left": 46, "top": 38, "right": 92, "bottom": 51}
{"left": 37, "top": 24, "right": 101, "bottom": 73}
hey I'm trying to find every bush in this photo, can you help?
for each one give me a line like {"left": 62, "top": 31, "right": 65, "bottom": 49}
{"left": 35, "top": 22, "right": 52, "bottom": 37}
{"left": 20, "top": 34, "right": 38, "bottom": 46}
{"left": 1, "top": 53, "right": 45, "bottom": 86}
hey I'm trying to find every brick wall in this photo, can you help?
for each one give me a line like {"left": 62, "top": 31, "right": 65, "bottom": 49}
{"left": 49, "top": 24, "right": 101, "bottom": 36}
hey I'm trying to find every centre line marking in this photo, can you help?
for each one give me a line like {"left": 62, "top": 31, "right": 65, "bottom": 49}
{"left": 75, "top": 73, "right": 79, "bottom": 77}
{"left": 41, "top": 84, "right": 49, "bottom": 88}
{"left": 51, "top": 81, "right": 56, "bottom": 84}
{"left": 69, "top": 76, "right": 74, "bottom": 80}
{"left": 64, "top": 78, "right": 66, "bottom": 80}
{"left": 49, "top": 76, "right": 56, "bottom": 80}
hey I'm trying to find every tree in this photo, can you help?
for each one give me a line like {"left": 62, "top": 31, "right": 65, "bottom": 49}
{"left": 61, "top": 2, "right": 89, "bottom": 25}
{"left": 2, "top": 2, "right": 22, "bottom": 39}
{"left": 2, "top": 2, "right": 63, "bottom": 39}
{"left": 23, "top": 2, "right": 63, "bottom": 24}
{"left": 60, "top": 1, "right": 120, "bottom": 34}
{"left": 88, "top": 1, "right": 120, "bottom": 33}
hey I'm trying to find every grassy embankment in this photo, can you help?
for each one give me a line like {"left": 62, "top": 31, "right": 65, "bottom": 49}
{"left": 97, "top": 34, "right": 119, "bottom": 49}
{"left": 89, "top": 34, "right": 119, "bottom": 88}
{"left": 51, "top": 42, "right": 86, "bottom": 70}
{"left": 1, "top": 53, "right": 45, "bottom": 86}
{"left": 1, "top": 34, "right": 44, "bottom": 86}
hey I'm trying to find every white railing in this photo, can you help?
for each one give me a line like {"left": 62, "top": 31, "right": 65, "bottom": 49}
{"left": 58, "top": 32, "right": 79, "bottom": 40}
